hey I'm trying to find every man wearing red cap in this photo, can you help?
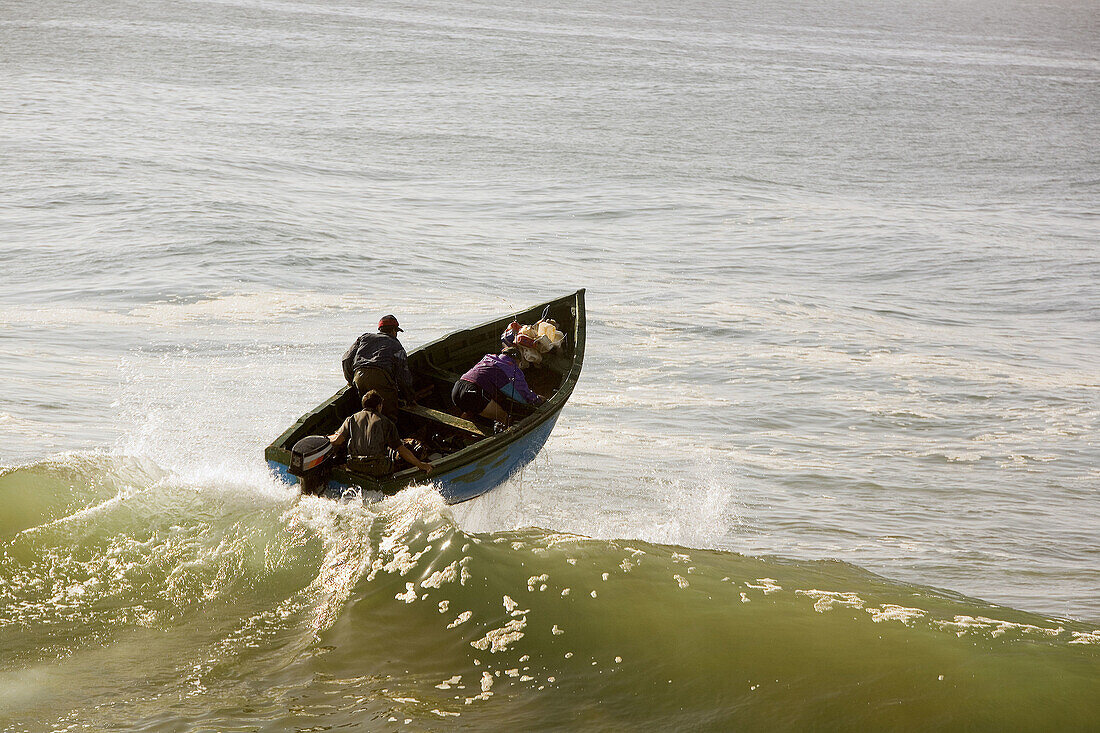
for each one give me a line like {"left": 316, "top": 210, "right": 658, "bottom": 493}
{"left": 341, "top": 315, "right": 414, "bottom": 420}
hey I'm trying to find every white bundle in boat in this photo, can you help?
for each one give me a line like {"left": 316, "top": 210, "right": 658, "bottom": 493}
{"left": 516, "top": 325, "right": 542, "bottom": 363}
{"left": 536, "top": 320, "right": 565, "bottom": 351}
{"left": 506, "top": 319, "right": 564, "bottom": 365}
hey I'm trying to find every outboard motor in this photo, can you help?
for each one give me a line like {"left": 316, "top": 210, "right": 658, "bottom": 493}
{"left": 289, "top": 435, "right": 334, "bottom": 496}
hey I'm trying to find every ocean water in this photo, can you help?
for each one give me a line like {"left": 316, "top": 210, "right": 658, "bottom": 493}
{"left": 2, "top": 0, "right": 1098, "bottom": 729}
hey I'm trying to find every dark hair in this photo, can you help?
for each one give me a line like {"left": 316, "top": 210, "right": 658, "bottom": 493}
{"left": 362, "top": 390, "right": 384, "bottom": 412}
{"left": 501, "top": 346, "right": 520, "bottom": 360}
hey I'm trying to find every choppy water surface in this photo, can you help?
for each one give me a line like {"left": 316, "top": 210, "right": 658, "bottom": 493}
{"left": 2, "top": 0, "right": 1098, "bottom": 729}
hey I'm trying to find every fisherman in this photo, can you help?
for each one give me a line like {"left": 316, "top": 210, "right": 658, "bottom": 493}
{"left": 328, "top": 390, "right": 432, "bottom": 477}
{"left": 342, "top": 314, "right": 415, "bottom": 420}
{"left": 452, "top": 346, "right": 545, "bottom": 427}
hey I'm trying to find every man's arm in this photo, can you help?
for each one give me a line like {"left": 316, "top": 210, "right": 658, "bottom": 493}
{"left": 395, "top": 348, "right": 416, "bottom": 404}
{"left": 502, "top": 366, "right": 544, "bottom": 405}
{"left": 329, "top": 419, "right": 349, "bottom": 446}
{"left": 396, "top": 443, "right": 432, "bottom": 474}
{"left": 341, "top": 336, "right": 363, "bottom": 385}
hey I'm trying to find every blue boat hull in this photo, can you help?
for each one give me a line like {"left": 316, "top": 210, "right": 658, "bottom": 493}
{"left": 268, "top": 409, "right": 561, "bottom": 504}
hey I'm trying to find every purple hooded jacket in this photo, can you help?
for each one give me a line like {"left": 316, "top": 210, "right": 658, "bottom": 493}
{"left": 460, "top": 354, "right": 543, "bottom": 405}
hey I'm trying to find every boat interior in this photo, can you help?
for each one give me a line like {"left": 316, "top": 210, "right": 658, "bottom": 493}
{"left": 292, "top": 295, "right": 580, "bottom": 469}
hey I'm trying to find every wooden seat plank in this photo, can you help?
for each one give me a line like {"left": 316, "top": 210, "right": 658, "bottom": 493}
{"left": 400, "top": 403, "right": 488, "bottom": 437}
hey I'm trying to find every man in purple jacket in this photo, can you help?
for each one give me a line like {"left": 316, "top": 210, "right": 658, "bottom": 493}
{"left": 452, "top": 346, "right": 545, "bottom": 426}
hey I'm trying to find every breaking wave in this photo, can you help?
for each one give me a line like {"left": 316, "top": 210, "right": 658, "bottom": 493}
{"left": 1, "top": 456, "right": 1097, "bottom": 731}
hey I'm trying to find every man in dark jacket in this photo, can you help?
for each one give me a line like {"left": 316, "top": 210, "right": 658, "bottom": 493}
{"left": 342, "top": 315, "right": 415, "bottom": 420}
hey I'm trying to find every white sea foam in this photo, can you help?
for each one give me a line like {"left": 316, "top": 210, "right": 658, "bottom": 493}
{"left": 796, "top": 590, "right": 865, "bottom": 613}
{"left": 935, "top": 615, "right": 1065, "bottom": 639}
{"left": 470, "top": 617, "right": 527, "bottom": 653}
{"left": 435, "top": 676, "right": 461, "bottom": 690}
{"left": 1068, "top": 631, "right": 1100, "bottom": 645}
{"left": 746, "top": 578, "right": 782, "bottom": 595}
{"left": 867, "top": 605, "right": 926, "bottom": 625}
{"left": 446, "top": 611, "right": 472, "bottom": 629}
{"left": 420, "top": 561, "right": 459, "bottom": 589}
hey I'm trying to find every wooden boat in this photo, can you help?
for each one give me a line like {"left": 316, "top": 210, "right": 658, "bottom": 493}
{"left": 265, "top": 289, "right": 585, "bottom": 503}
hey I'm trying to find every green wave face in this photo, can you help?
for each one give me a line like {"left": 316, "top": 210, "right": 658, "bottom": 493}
{"left": 1, "top": 457, "right": 1097, "bottom": 732}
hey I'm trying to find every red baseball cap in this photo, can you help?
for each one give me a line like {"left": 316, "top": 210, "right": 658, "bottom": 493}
{"left": 378, "top": 315, "right": 403, "bottom": 332}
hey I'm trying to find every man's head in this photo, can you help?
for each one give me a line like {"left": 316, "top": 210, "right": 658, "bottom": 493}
{"left": 378, "top": 315, "right": 403, "bottom": 336}
{"left": 362, "top": 390, "right": 384, "bottom": 412}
